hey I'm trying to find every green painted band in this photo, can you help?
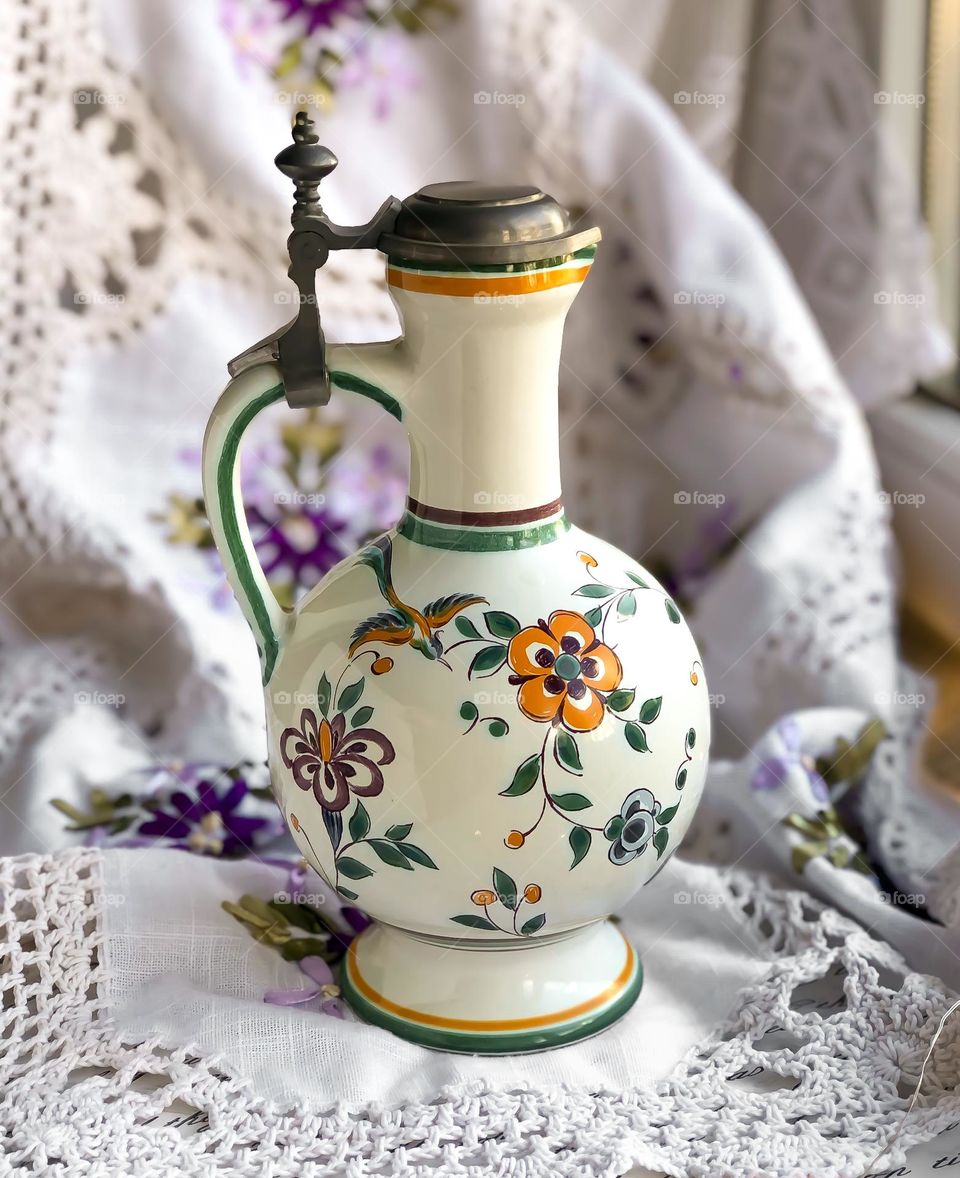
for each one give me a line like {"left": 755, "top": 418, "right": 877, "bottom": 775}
{"left": 216, "top": 383, "right": 285, "bottom": 682}
{"left": 397, "top": 511, "right": 570, "bottom": 552}
{"left": 330, "top": 369, "right": 402, "bottom": 421}
{"left": 340, "top": 952, "right": 642, "bottom": 1054}
{"left": 386, "top": 245, "right": 598, "bottom": 275}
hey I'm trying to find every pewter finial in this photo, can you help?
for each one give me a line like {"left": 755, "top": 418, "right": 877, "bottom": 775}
{"left": 274, "top": 111, "right": 338, "bottom": 224}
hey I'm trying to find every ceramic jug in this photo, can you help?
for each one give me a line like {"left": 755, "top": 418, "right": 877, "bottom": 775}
{"left": 202, "top": 113, "right": 710, "bottom": 1053}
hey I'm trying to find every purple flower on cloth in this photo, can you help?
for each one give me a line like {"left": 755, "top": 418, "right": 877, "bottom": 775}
{"left": 751, "top": 718, "right": 829, "bottom": 804}
{"left": 264, "top": 955, "right": 346, "bottom": 1017}
{"left": 338, "top": 28, "right": 420, "bottom": 119}
{"left": 137, "top": 774, "right": 274, "bottom": 856}
{"left": 219, "top": 0, "right": 291, "bottom": 78}
{"left": 273, "top": 0, "right": 363, "bottom": 35}
{"left": 250, "top": 505, "right": 349, "bottom": 595}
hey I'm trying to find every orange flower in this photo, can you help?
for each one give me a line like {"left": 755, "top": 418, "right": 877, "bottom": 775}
{"left": 507, "top": 610, "right": 622, "bottom": 733}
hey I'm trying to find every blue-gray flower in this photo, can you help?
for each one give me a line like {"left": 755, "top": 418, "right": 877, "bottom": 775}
{"left": 604, "top": 787, "right": 661, "bottom": 865}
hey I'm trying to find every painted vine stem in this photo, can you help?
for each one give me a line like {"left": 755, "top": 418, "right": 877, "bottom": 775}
{"left": 450, "top": 867, "right": 546, "bottom": 937}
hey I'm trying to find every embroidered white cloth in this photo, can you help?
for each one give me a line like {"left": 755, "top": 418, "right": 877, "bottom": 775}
{"left": 2, "top": 1, "right": 960, "bottom": 1175}
{"left": 2, "top": 845, "right": 958, "bottom": 1178}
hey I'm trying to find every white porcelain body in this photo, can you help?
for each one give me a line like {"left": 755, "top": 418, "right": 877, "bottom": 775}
{"left": 203, "top": 249, "right": 710, "bottom": 1048}
{"left": 268, "top": 522, "right": 709, "bottom": 937}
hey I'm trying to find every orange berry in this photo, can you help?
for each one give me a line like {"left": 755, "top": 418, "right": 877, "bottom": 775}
{"left": 505, "top": 830, "right": 525, "bottom": 849}
{"left": 372, "top": 656, "right": 394, "bottom": 676}
{"left": 523, "top": 883, "right": 541, "bottom": 904}
{"left": 471, "top": 889, "right": 496, "bottom": 906}
{"left": 290, "top": 813, "right": 301, "bottom": 832}
{"left": 690, "top": 671, "right": 698, "bottom": 685}
{"left": 578, "top": 552, "right": 598, "bottom": 568}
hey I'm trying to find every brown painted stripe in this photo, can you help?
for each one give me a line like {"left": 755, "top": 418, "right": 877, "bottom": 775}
{"left": 386, "top": 264, "right": 592, "bottom": 298}
{"left": 407, "top": 496, "right": 564, "bottom": 528}
{"left": 346, "top": 937, "right": 636, "bottom": 1033}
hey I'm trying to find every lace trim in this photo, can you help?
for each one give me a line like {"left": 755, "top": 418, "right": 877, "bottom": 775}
{"left": 1, "top": 849, "right": 956, "bottom": 1176}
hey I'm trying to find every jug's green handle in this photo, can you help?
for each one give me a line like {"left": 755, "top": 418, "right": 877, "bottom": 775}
{"left": 202, "top": 357, "right": 404, "bottom": 683}
{"left": 202, "top": 362, "right": 290, "bottom": 683}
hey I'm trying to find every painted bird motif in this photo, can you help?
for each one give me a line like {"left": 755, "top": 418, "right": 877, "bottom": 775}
{"left": 349, "top": 536, "right": 487, "bottom": 667}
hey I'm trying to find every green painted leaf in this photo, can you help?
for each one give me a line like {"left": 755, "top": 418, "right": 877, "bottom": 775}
{"left": 455, "top": 615, "right": 483, "bottom": 640}
{"left": 555, "top": 730, "right": 582, "bottom": 773}
{"left": 677, "top": 768, "right": 688, "bottom": 788}
{"left": 368, "top": 839, "right": 414, "bottom": 870}
{"left": 657, "top": 803, "right": 680, "bottom": 826}
{"left": 501, "top": 754, "right": 540, "bottom": 797}
{"left": 603, "top": 816, "right": 624, "bottom": 841}
{"left": 618, "top": 591, "right": 637, "bottom": 617}
{"left": 493, "top": 867, "right": 517, "bottom": 909}
{"left": 484, "top": 610, "right": 521, "bottom": 639}
{"left": 451, "top": 914, "right": 498, "bottom": 931}
{"left": 469, "top": 644, "right": 507, "bottom": 677}
{"left": 687, "top": 727, "right": 697, "bottom": 748}
{"left": 386, "top": 822, "right": 413, "bottom": 841}
{"left": 488, "top": 719, "right": 508, "bottom": 737}
{"left": 317, "top": 673, "right": 331, "bottom": 717}
{"left": 639, "top": 696, "right": 662, "bottom": 724}
{"left": 550, "top": 791, "right": 593, "bottom": 811}
{"left": 573, "top": 583, "right": 615, "bottom": 598}
{"left": 348, "top": 800, "right": 370, "bottom": 843}
{"left": 337, "top": 678, "right": 365, "bottom": 713}
{"left": 337, "top": 856, "right": 374, "bottom": 880}
{"left": 584, "top": 606, "right": 603, "bottom": 627}
{"left": 351, "top": 705, "right": 374, "bottom": 727}
{"left": 397, "top": 842, "right": 438, "bottom": 869}
{"left": 627, "top": 571, "right": 648, "bottom": 588}
{"left": 569, "top": 825, "right": 592, "bottom": 869}
{"left": 665, "top": 599, "right": 681, "bottom": 624}
{"left": 653, "top": 827, "right": 669, "bottom": 859}
{"left": 520, "top": 913, "right": 546, "bottom": 936}
{"left": 459, "top": 700, "right": 478, "bottom": 723}
{"left": 336, "top": 886, "right": 358, "bottom": 901}
{"left": 625, "top": 722, "right": 649, "bottom": 753}
{"left": 605, "top": 688, "right": 635, "bottom": 713}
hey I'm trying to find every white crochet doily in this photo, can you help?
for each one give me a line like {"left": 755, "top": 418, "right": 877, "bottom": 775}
{"left": 2, "top": 848, "right": 958, "bottom": 1177}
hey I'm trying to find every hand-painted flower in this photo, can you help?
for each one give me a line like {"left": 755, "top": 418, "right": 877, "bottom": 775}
{"left": 279, "top": 708, "right": 395, "bottom": 812}
{"left": 604, "top": 788, "right": 661, "bottom": 865}
{"left": 507, "top": 610, "right": 622, "bottom": 733}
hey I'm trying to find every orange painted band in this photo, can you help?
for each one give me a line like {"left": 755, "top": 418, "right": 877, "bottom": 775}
{"left": 386, "top": 264, "right": 592, "bottom": 298}
{"left": 345, "top": 935, "right": 635, "bottom": 1033}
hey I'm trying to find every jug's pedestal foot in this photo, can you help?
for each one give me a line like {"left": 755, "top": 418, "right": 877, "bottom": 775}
{"left": 340, "top": 919, "right": 641, "bottom": 1054}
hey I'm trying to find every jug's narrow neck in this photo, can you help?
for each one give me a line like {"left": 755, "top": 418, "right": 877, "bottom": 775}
{"left": 388, "top": 252, "right": 593, "bottom": 551}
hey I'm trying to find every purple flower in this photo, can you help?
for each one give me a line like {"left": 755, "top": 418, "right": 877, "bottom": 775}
{"left": 138, "top": 775, "right": 274, "bottom": 856}
{"left": 273, "top": 0, "right": 363, "bottom": 35}
{"left": 250, "top": 505, "right": 349, "bottom": 594}
{"left": 264, "top": 955, "right": 346, "bottom": 1017}
{"left": 338, "top": 29, "right": 419, "bottom": 119}
{"left": 752, "top": 718, "right": 829, "bottom": 804}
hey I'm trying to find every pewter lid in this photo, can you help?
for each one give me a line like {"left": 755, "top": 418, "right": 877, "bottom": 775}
{"left": 377, "top": 180, "right": 601, "bottom": 265}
